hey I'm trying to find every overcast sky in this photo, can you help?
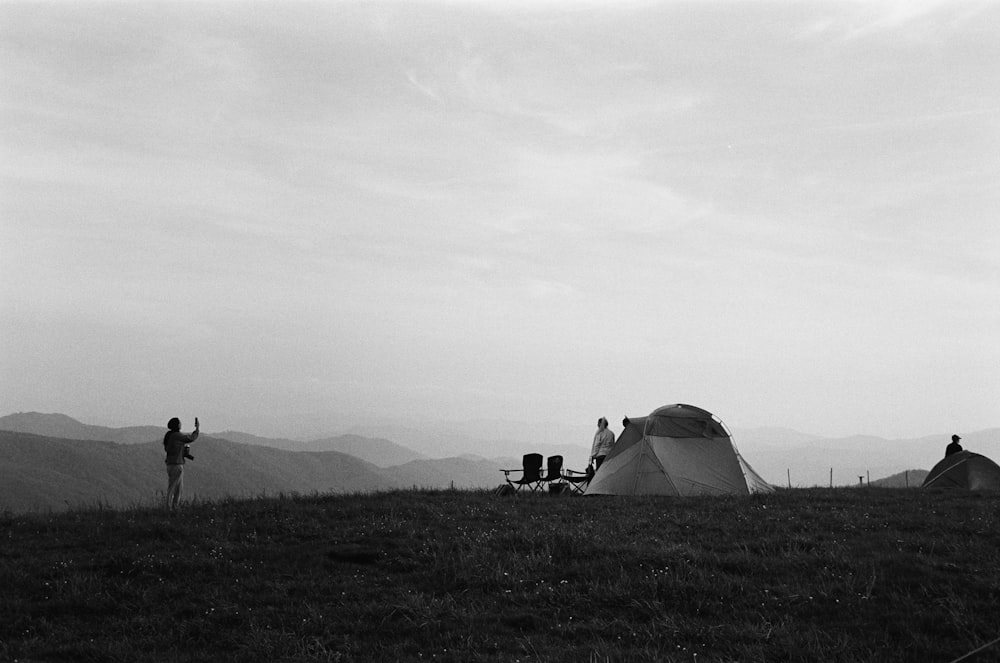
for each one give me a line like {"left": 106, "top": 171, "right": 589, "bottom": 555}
{"left": 2, "top": 0, "right": 998, "bottom": 441}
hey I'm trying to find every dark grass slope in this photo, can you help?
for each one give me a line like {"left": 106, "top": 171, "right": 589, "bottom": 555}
{"left": 2, "top": 488, "right": 999, "bottom": 662}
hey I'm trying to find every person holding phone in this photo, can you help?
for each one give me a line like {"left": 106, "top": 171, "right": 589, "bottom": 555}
{"left": 163, "top": 416, "right": 200, "bottom": 510}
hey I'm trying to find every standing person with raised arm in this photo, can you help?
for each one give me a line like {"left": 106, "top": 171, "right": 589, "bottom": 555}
{"left": 164, "top": 416, "right": 199, "bottom": 511}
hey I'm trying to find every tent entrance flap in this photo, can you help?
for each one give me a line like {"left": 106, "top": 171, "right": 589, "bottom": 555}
{"left": 630, "top": 439, "right": 677, "bottom": 495}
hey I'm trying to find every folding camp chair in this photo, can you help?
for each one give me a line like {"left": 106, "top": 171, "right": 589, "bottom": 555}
{"left": 501, "top": 453, "right": 544, "bottom": 493}
{"left": 561, "top": 464, "right": 594, "bottom": 495}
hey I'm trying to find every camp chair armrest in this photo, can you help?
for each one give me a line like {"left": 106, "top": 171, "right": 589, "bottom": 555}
{"left": 562, "top": 468, "right": 593, "bottom": 477}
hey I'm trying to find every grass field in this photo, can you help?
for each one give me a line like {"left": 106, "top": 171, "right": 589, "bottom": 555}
{"left": 2, "top": 487, "right": 999, "bottom": 662}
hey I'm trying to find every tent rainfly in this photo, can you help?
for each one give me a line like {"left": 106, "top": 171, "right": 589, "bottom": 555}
{"left": 585, "top": 403, "right": 773, "bottom": 496}
{"left": 922, "top": 450, "right": 1000, "bottom": 490}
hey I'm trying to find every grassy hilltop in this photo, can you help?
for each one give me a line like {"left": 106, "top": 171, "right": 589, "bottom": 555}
{"left": 2, "top": 488, "right": 999, "bottom": 662}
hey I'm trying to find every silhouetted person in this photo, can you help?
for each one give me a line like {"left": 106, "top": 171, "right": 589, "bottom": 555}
{"left": 164, "top": 417, "right": 199, "bottom": 510}
{"left": 590, "top": 416, "right": 615, "bottom": 471}
{"left": 946, "top": 434, "right": 963, "bottom": 457}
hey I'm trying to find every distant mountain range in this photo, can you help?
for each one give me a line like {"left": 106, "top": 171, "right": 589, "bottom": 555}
{"left": 870, "top": 469, "right": 929, "bottom": 489}
{"left": 2, "top": 412, "right": 997, "bottom": 513}
{"left": 730, "top": 427, "right": 1000, "bottom": 488}
{"left": 0, "top": 412, "right": 430, "bottom": 468}
{"left": 0, "top": 411, "right": 165, "bottom": 445}
{"left": 211, "top": 430, "right": 429, "bottom": 467}
{"left": 0, "top": 430, "right": 393, "bottom": 513}
{"left": 0, "top": 413, "right": 524, "bottom": 513}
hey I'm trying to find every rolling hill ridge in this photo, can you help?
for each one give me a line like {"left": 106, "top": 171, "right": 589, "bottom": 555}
{"left": 4, "top": 412, "right": 999, "bottom": 513}
{"left": 0, "top": 413, "right": 522, "bottom": 513}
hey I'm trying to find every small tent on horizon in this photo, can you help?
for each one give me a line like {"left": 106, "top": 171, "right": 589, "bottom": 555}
{"left": 922, "top": 450, "right": 1000, "bottom": 490}
{"left": 585, "top": 403, "right": 773, "bottom": 496}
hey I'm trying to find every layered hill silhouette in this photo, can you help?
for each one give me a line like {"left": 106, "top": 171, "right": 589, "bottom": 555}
{"left": 734, "top": 429, "right": 999, "bottom": 488}
{"left": 213, "top": 430, "right": 428, "bottom": 467}
{"left": 0, "top": 411, "right": 164, "bottom": 445}
{"left": 870, "top": 469, "right": 929, "bottom": 488}
{"left": 3, "top": 412, "right": 998, "bottom": 513}
{"left": 0, "top": 413, "right": 523, "bottom": 513}
{"left": 0, "top": 430, "right": 397, "bottom": 513}
{"left": 0, "top": 413, "right": 430, "bottom": 467}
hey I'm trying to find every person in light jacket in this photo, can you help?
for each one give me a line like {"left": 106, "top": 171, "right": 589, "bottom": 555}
{"left": 590, "top": 417, "right": 615, "bottom": 471}
{"left": 164, "top": 416, "right": 199, "bottom": 510}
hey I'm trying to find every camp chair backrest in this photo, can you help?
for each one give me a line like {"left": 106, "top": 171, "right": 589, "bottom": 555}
{"left": 542, "top": 455, "right": 563, "bottom": 482}
{"left": 521, "top": 453, "right": 543, "bottom": 481}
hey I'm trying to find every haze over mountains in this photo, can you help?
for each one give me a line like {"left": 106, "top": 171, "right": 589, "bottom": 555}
{"left": 2, "top": 411, "right": 998, "bottom": 513}
{"left": 0, "top": 412, "right": 586, "bottom": 467}
{"left": 0, "top": 413, "right": 528, "bottom": 513}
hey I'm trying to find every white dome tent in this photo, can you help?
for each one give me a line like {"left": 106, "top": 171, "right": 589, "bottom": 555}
{"left": 585, "top": 403, "right": 773, "bottom": 496}
{"left": 922, "top": 450, "right": 1000, "bottom": 490}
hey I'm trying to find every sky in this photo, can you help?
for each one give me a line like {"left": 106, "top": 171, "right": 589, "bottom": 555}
{"left": 2, "top": 0, "right": 998, "bottom": 442}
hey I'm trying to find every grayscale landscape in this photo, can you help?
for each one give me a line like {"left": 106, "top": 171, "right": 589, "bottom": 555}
{"left": 2, "top": 1, "right": 998, "bottom": 661}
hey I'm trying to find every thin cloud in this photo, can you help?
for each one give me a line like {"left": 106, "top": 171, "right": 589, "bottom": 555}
{"left": 405, "top": 69, "right": 442, "bottom": 101}
{"left": 838, "top": 0, "right": 994, "bottom": 40}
